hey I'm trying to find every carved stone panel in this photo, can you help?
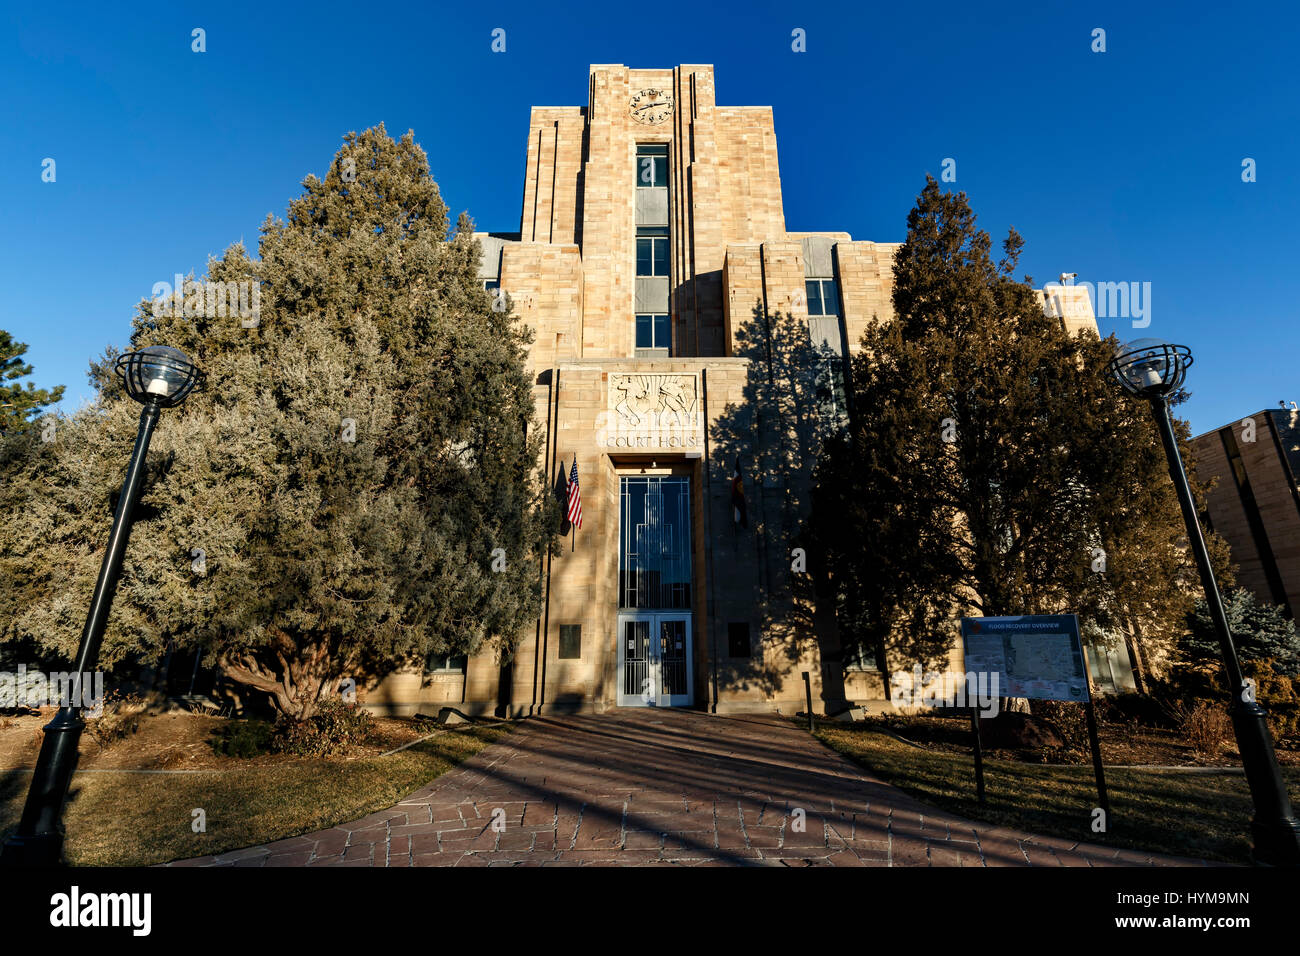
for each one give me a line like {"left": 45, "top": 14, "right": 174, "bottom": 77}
{"left": 600, "top": 373, "right": 703, "bottom": 451}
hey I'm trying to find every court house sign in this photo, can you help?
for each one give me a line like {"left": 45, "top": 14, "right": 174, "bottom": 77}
{"left": 601, "top": 373, "right": 703, "bottom": 450}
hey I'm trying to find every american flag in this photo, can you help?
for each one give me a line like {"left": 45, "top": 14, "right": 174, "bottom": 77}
{"left": 566, "top": 458, "right": 582, "bottom": 530}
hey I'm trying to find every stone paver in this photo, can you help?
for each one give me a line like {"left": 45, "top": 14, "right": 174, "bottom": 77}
{"left": 167, "top": 710, "right": 1214, "bottom": 867}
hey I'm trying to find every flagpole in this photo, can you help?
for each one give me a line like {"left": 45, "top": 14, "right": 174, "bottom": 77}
{"left": 564, "top": 453, "right": 580, "bottom": 553}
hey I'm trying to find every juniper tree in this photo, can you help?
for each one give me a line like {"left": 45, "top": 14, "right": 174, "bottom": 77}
{"left": 810, "top": 177, "right": 1230, "bottom": 687}
{"left": 0, "top": 125, "right": 557, "bottom": 719}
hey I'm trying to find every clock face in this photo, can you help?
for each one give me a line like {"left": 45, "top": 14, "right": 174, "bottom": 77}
{"left": 630, "top": 89, "right": 674, "bottom": 126}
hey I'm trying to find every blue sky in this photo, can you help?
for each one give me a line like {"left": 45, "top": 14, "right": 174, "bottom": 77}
{"left": 3, "top": 0, "right": 1297, "bottom": 435}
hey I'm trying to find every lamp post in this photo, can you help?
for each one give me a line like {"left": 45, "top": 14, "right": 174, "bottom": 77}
{"left": 1, "top": 345, "right": 201, "bottom": 867}
{"left": 1109, "top": 337, "right": 1300, "bottom": 865}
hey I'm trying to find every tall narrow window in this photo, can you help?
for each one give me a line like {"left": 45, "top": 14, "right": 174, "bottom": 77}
{"left": 805, "top": 278, "right": 840, "bottom": 316}
{"left": 619, "top": 475, "right": 692, "bottom": 609}
{"left": 636, "top": 143, "right": 668, "bottom": 187}
{"left": 635, "top": 313, "right": 671, "bottom": 350}
{"left": 636, "top": 226, "right": 669, "bottom": 276}
{"left": 806, "top": 276, "right": 847, "bottom": 428}
{"left": 814, "top": 358, "right": 847, "bottom": 426}
{"left": 634, "top": 144, "right": 670, "bottom": 356}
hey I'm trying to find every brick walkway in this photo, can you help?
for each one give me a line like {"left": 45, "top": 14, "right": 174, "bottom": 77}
{"left": 167, "top": 710, "right": 1210, "bottom": 867}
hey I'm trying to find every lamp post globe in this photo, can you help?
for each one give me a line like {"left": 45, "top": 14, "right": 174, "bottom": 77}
{"left": 116, "top": 344, "right": 202, "bottom": 408}
{"left": 1108, "top": 338, "right": 1300, "bottom": 865}
{"left": 1107, "top": 337, "right": 1192, "bottom": 399}
{"left": 0, "top": 345, "right": 201, "bottom": 867}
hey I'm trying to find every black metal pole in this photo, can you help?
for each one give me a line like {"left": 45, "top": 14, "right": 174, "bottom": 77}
{"left": 803, "top": 671, "right": 814, "bottom": 732}
{"left": 1084, "top": 700, "right": 1109, "bottom": 817}
{"left": 1, "top": 398, "right": 161, "bottom": 867}
{"left": 1151, "top": 399, "right": 1300, "bottom": 865}
{"left": 970, "top": 707, "right": 986, "bottom": 805}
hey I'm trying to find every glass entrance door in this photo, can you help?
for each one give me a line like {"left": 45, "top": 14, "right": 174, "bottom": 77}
{"left": 617, "top": 474, "right": 694, "bottom": 707}
{"left": 617, "top": 612, "right": 693, "bottom": 707}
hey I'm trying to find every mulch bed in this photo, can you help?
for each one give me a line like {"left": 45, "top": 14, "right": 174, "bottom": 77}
{"left": 0, "top": 708, "right": 444, "bottom": 772}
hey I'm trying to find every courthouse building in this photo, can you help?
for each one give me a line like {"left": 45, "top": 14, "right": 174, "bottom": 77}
{"left": 1193, "top": 405, "right": 1300, "bottom": 620}
{"left": 366, "top": 64, "right": 1099, "bottom": 717}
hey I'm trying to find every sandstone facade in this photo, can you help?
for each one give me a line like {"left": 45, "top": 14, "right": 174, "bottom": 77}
{"left": 1194, "top": 407, "right": 1300, "bottom": 619}
{"left": 365, "top": 64, "right": 1100, "bottom": 717}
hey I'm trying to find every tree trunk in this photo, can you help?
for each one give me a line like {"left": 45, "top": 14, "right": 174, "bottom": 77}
{"left": 218, "top": 633, "right": 342, "bottom": 720}
{"left": 1122, "top": 616, "right": 1149, "bottom": 695}
{"left": 874, "top": 636, "right": 892, "bottom": 702}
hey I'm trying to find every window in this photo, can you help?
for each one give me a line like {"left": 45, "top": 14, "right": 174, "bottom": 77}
{"left": 805, "top": 278, "right": 840, "bottom": 316}
{"left": 805, "top": 274, "right": 847, "bottom": 429}
{"left": 636, "top": 143, "right": 668, "bottom": 187}
{"left": 635, "top": 313, "right": 671, "bottom": 350}
{"left": 430, "top": 653, "right": 467, "bottom": 673}
{"left": 844, "top": 643, "right": 877, "bottom": 671}
{"left": 814, "top": 356, "right": 848, "bottom": 427}
{"left": 559, "top": 625, "right": 582, "bottom": 660}
{"left": 727, "top": 622, "right": 751, "bottom": 658}
{"left": 619, "top": 475, "right": 692, "bottom": 609}
{"left": 636, "top": 226, "right": 669, "bottom": 277}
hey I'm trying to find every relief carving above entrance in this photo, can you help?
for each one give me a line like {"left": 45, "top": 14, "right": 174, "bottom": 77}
{"left": 602, "top": 373, "right": 703, "bottom": 450}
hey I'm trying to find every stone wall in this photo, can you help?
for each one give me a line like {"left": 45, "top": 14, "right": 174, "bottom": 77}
{"left": 1194, "top": 409, "right": 1300, "bottom": 618}
{"left": 364, "top": 62, "right": 1101, "bottom": 719}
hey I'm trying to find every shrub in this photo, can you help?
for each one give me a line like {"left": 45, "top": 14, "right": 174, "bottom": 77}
{"left": 85, "top": 692, "right": 145, "bottom": 747}
{"left": 1168, "top": 701, "right": 1232, "bottom": 759}
{"left": 1152, "top": 658, "right": 1299, "bottom": 749}
{"left": 1098, "top": 691, "right": 1172, "bottom": 730}
{"left": 271, "top": 697, "right": 375, "bottom": 757}
{"left": 1244, "top": 659, "right": 1300, "bottom": 746}
{"left": 1245, "top": 658, "right": 1296, "bottom": 701}
{"left": 1029, "top": 700, "right": 1091, "bottom": 763}
{"left": 210, "top": 719, "right": 273, "bottom": 758}
{"left": 1267, "top": 706, "right": 1300, "bottom": 747}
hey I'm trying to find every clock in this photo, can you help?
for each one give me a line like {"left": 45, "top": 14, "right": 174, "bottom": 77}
{"left": 630, "top": 89, "right": 674, "bottom": 126}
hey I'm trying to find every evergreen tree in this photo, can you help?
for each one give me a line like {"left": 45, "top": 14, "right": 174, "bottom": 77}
{"left": 810, "top": 177, "right": 1229, "bottom": 684}
{"left": 1184, "top": 589, "right": 1300, "bottom": 677}
{"left": 0, "top": 331, "right": 64, "bottom": 435}
{"left": 0, "top": 125, "right": 557, "bottom": 719}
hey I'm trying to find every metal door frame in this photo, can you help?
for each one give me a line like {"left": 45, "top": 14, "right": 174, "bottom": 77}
{"left": 616, "top": 611, "right": 693, "bottom": 707}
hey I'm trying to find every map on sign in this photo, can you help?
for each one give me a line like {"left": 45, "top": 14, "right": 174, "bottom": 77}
{"left": 960, "top": 615, "right": 1090, "bottom": 702}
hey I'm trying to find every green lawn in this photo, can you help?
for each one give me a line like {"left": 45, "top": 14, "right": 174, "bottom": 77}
{"left": 811, "top": 721, "right": 1300, "bottom": 864}
{"left": 0, "top": 723, "right": 512, "bottom": 867}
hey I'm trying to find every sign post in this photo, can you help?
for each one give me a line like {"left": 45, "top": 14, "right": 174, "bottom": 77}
{"left": 960, "top": 614, "right": 1107, "bottom": 816}
{"left": 970, "top": 706, "right": 986, "bottom": 805}
{"left": 802, "top": 671, "right": 814, "bottom": 733}
{"left": 1084, "top": 697, "right": 1109, "bottom": 816}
